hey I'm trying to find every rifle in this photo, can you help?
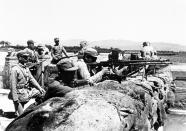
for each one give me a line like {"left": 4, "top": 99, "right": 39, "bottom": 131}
{"left": 87, "top": 59, "right": 172, "bottom": 82}
{"left": 87, "top": 59, "right": 171, "bottom": 69}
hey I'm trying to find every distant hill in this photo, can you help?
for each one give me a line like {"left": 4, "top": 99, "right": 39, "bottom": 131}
{"left": 151, "top": 42, "right": 186, "bottom": 51}
{"left": 90, "top": 40, "right": 186, "bottom": 51}
{"left": 61, "top": 39, "right": 186, "bottom": 51}
{"left": 1, "top": 39, "right": 186, "bottom": 51}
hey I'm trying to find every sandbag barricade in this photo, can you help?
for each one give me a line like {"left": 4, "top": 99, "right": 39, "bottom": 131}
{"left": 6, "top": 65, "right": 175, "bottom": 131}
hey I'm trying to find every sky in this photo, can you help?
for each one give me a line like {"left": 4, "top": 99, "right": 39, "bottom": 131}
{"left": 0, "top": 0, "right": 186, "bottom": 46}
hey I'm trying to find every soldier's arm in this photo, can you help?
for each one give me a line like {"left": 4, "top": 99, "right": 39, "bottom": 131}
{"left": 88, "top": 67, "right": 109, "bottom": 83}
{"left": 10, "top": 68, "right": 19, "bottom": 101}
{"left": 62, "top": 46, "right": 69, "bottom": 57}
{"left": 51, "top": 47, "right": 58, "bottom": 60}
{"left": 28, "top": 70, "right": 45, "bottom": 94}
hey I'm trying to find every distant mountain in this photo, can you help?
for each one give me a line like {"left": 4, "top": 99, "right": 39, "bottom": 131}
{"left": 62, "top": 39, "right": 186, "bottom": 51}
{"left": 1, "top": 39, "right": 185, "bottom": 51}
{"left": 89, "top": 40, "right": 186, "bottom": 51}
{"left": 151, "top": 42, "right": 186, "bottom": 51}
{"left": 90, "top": 40, "right": 141, "bottom": 50}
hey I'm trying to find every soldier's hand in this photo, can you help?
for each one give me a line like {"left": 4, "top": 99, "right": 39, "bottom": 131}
{"left": 39, "top": 88, "right": 46, "bottom": 95}
{"left": 101, "top": 67, "right": 110, "bottom": 74}
{"left": 86, "top": 79, "right": 95, "bottom": 86}
{"left": 113, "top": 66, "right": 128, "bottom": 76}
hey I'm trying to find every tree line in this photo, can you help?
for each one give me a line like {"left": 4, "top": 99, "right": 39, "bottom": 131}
{"left": 0, "top": 44, "right": 184, "bottom": 56}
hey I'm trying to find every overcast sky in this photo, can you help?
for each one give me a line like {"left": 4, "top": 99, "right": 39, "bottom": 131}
{"left": 0, "top": 0, "right": 186, "bottom": 45}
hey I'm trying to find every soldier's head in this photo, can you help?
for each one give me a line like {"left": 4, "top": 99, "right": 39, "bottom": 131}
{"left": 80, "top": 41, "right": 87, "bottom": 48}
{"left": 57, "top": 60, "right": 78, "bottom": 83}
{"left": 54, "top": 37, "right": 60, "bottom": 45}
{"left": 27, "top": 40, "right": 35, "bottom": 50}
{"left": 17, "top": 52, "right": 30, "bottom": 64}
{"left": 142, "top": 42, "right": 149, "bottom": 47}
{"left": 83, "top": 48, "right": 98, "bottom": 63}
{"left": 109, "top": 49, "right": 120, "bottom": 61}
{"left": 7, "top": 48, "right": 15, "bottom": 56}
{"left": 37, "top": 44, "right": 45, "bottom": 55}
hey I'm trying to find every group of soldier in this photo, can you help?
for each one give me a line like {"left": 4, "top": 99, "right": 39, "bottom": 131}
{"left": 7, "top": 38, "right": 158, "bottom": 116}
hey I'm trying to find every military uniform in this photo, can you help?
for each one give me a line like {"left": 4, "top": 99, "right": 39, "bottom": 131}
{"left": 9, "top": 63, "right": 41, "bottom": 103}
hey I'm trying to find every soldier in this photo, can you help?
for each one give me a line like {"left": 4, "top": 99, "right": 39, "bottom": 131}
{"left": 76, "top": 47, "right": 110, "bottom": 83}
{"left": 6, "top": 48, "right": 16, "bottom": 57}
{"left": 78, "top": 41, "right": 88, "bottom": 57}
{"left": 36, "top": 43, "right": 50, "bottom": 59}
{"left": 44, "top": 59, "right": 109, "bottom": 100}
{"left": 51, "top": 37, "right": 69, "bottom": 64}
{"left": 142, "top": 42, "right": 158, "bottom": 60}
{"left": 21, "top": 40, "right": 38, "bottom": 63}
{"left": 9, "top": 52, "right": 45, "bottom": 116}
{"left": 17, "top": 40, "right": 39, "bottom": 77}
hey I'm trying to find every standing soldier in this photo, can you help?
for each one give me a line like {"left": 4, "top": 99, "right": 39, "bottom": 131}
{"left": 36, "top": 43, "right": 50, "bottom": 59}
{"left": 78, "top": 41, "right": 88, "bottom": 57}
{"left": 9, "top": 52, "right": 45, "bottom": 116}
{"left": 17, "top": 40, "right": 38, "bottom": 77}
{"left": 141, "top": 42, "right": 158, "bottom": 60}
{"left": 21, "top": 40, "right": 38, "bottom": 63}
{"left": 51, "top": 38, "right": 69, "bottom": 64}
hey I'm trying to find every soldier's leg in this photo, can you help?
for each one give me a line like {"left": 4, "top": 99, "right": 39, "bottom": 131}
{"left": 44, "top": 81, "right": 73, "bottom": 100}
{"left": 13, "top": 101, "right": 24, "bottom": 116}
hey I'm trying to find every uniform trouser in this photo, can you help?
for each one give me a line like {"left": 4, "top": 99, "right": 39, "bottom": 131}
{"left": 44, "top": 81, "right": 73, "bottom": 100}
{"left": 13, "top": 101, "right": 27, "bottom": 116}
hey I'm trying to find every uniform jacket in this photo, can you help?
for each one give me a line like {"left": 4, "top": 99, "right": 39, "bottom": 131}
{"left": 10, "top": 63, "right": 40, "bottom": 102}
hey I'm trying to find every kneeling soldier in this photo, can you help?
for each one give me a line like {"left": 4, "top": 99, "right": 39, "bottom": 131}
{"left": 9, "top": 52, "right": 45, "bottom": 116}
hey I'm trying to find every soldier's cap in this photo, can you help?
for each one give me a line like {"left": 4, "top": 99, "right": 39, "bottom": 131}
{"left": 54, "top": 37, "right": 59, "bottom": 41}
{"left": 84, "top": 48, "right": 98, "bottom": 58}
{"left": 27, "top": 40, "right": 35, "bottom": 45}
{"left": 57, "top": 60, "right": 78, "bottom": 71}
{"left": 143, "top": 42, "right": 149, "bottom": 47}
{"left": 37, "top": 43, "right": 45, "bottom": 49}
{"left": 16, "top": 51, "right": 30, "bottom": 58}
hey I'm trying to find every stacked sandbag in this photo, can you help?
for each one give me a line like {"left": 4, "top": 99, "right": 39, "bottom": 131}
{"left": 154, "top": 65, "right": 176, "bottom": 108}
{"left": 6, "top": 65, "right": 174, "bottom": 131}
{"left": 4, "top": 81, "right": 164, "bottom": 131}
{"left": 6, "top": 86, "right": 142, "bottom": 131}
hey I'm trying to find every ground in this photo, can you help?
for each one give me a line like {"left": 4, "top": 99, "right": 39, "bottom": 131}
{"left": 0, "top": 89, "right": 14, "bottom": 131}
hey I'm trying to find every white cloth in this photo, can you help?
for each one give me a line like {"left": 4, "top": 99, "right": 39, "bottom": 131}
{"left": 75, "top": 59, "right": 90, "bottom": 79}
{"left": 142, "top": 45, "right": 158, "bottom": 60}
{"left": 74, "top": 59, "right": 104, "bottom": 83}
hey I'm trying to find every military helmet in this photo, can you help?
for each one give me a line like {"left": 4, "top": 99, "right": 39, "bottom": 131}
{"left": 27, "top": 40, "right": 35, "bottom": 45}
{"left": 84, "top": 48, "right": 98, "bottom": 58}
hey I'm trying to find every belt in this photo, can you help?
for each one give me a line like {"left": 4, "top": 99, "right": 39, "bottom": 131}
{"left": 17, "top": 83, "right": 29, "bottom": 89}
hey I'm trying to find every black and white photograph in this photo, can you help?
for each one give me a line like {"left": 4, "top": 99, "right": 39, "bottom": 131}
{"left": 0, "top": 0, "right": 186, "bottom": 131}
